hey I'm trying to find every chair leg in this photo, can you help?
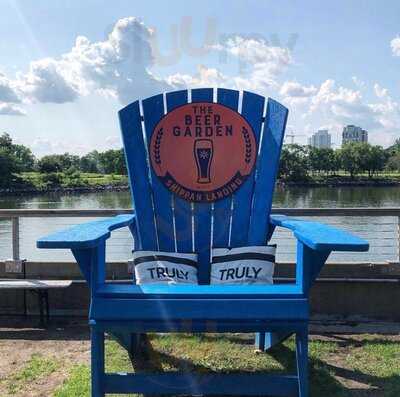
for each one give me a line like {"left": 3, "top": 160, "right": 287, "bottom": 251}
{"left": 255, "top": 331, "right": 293, "bottom": 352}
{"left": 255, "top": 332, "right": 266, "bottom": 351}
{"left": 91, "top": 329, "right": 105, "bottom": 397}
{"left": 295, "top": 329, "right": 309, "bottom": 397}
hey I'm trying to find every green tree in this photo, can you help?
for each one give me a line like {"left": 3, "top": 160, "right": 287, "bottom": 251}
{"left": 0, "top": 132, "right": 12, "bottom": 149}
{"left": 0, "top": 132, "right": 35, "bottom": 172}
{"left": 352, "top": 143, "right": 386, "bottom": 178}
{"left": 0, "top": 132, "right": 36, "bottom": 187}
{"left": 386, "top": 152, "right": 400, "bottom": 172}
{"left": 37, "top": 156, "right": 62, "bottom": 173}
{"left": 57, "top": 153, "right": 80, "bottom": 170}
{"left": 339, "top": 143, "right": 361, "bottom": 178}
{"left": 0, "top": 148, "right": 19, "bottom": 187}
{"left": 98, "top": 149, "right": 127, "bottom": 175}
{"left": 308, "top": 147, "right": 335, "bottom": 175}
{"left": 80, "top": 151, "right": 100, "bottom": 173}
{"left": 12, "top": 144, "right": 35, "bottom": 171}
{"left": 279, "top": 144, "right": 309, "bottom": 181}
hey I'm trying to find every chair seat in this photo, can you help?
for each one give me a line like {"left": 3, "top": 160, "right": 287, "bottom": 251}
{"left": 96, "top": 282, "right": 303, "bottom": 298}
{"left": 90, "top": 295, "right": 309, "bottom": 322}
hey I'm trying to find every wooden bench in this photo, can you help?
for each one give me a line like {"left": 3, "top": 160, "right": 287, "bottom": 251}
{"left": 0, "top": 279, "right": 72, "bottom": 325}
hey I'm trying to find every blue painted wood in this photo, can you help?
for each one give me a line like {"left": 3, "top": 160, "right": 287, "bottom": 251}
{"left": 95, "top": 283, "right": 303, "bottom": 297}
{"left": 119, "top": 101, "right": 158, "bottom": 250}
{"left": 37, "top": 214, "right": 134, "bottom": 249}
{"left": 93, "top": 319, "right": 306, "bottom": 333}
{"left": 213, "top": 88, "right": 238, "bottom": 247}
{"left": 71, "top": 244, "right": 106, "bottom": 296}
{"left": 266, "top": 332, "right": 292, "bottom": 350}
{"left": 248, "top": 98, "right": 288, "bottom": 245}
{"left": 91, "top": 329, "right": 105, "bottom": 397}
{"left": 296, "top": 241, "right": 330, "bottom": 294}
{"left": 165, "top": 89, "right": 193, "bottom": 253}
{"left": 142, "top": 94, "right": 175, "bottom": 251}
{"left": 230, "top": 91, "right": 265, "bottom": 247}
{"left": 191, "top": 88, "right": 213, "bottom": 283}
{"left": 90, "top": 297, "right": 309, "bottom": 321}
{"left": 296, "top": 329, "right": 309, "bottom": 397}
{"left": 103, "top": 373, "right": 299, "bottom": 396}
{"left": 90, "top": 243, "right": 105, "bottom": 298}
{"left": 271, "top": 215, "right": 369, "bottom": 251}
{"left": 70, "top": 248, "right": 92, "bottom": 285}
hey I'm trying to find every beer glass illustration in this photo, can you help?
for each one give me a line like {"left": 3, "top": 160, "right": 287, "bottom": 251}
{"left": 194, "top": 139, "right": 213, "bottom": 183}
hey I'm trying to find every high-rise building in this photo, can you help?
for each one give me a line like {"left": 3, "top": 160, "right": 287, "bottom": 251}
{"left": 342, "top": 125, "right": 368, "bottom": 145}
{"left": 308, "top": 129, "right": 332, "bottom": 149}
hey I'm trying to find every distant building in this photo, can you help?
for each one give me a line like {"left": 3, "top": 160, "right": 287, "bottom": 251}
{"left": 342, "top": 125, "right": 368, "bottom": 145}
{"left": 308, "top": 129, "right": 332, "bottom": 149}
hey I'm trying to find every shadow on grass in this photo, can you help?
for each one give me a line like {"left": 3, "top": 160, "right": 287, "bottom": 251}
{"left": 0, "top": 316, "right": 89, "bottom": 341}
{"left": 127, "top": 334, "right": 400, "bottom": 397}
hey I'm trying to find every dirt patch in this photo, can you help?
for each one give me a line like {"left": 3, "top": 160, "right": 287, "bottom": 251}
{"left": 0, "top": 317, "right": 90, "bottom": 397}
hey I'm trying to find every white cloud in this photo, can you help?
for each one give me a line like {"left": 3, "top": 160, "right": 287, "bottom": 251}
{"left": 390, "top": 36, "right": 400, "bottom": 56}
{"left": 211, "top": 36, "right": 292, "bottom": 91}
{"left": 374, "top": 83, "right": 388, "bottom": 98}
{"left": 60, "top": 17, "right": 171, "bottom": 103}
{"left": 297, "top": 79, "right": 400, "bottom": 146}
{"left": 0, "top": 19, "right": 293, "bottom": 114}
{"left": 0, "top": 73, "right": 21, "bottom": 103}
{"left": 280, "top": 81, "right": 317, "bottom": 97}
{"left": 30, "top": 137, "right": 90, "bottom": 157}
{"left": 168, "top": 35, "right": 293, "bottom": 94}
{"left": 7, "top": 17, "right": 172, "bottom": 108}
{"left": 167, "top": 65, "right": 228, "bottom": 88}
{"left": 307, "top": 79, "right": 378, "bottom": 127}
{"left": 105, "top": 135, "right": 122, "bottom": 149}
{"left": 218, "top": 36, "right": 292, "bottom": 69}
{"left": 18, "top": 58, "right": 80, "bottom": 103}
{"left": 0, "top": 16, "right": 398, "bottom": 148}
{"left": 0, "top": 103, "right": 25, "bottom": 116}
{"left": 352, "top": 76, "right": 366, "bottom": 89}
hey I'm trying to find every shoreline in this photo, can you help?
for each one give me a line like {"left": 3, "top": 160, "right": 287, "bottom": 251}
{"left": 0, "top": 184, "right": 130, "bottom": 197}
{"left": 1, "top": 178, "right": 399, "bottom": 197}
{"left": 279, "top": 179, "right": 400, "bottom": 188}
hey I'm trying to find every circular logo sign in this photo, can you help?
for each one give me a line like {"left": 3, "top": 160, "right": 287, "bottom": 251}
{"left": 149, "top": 102, "right": 257, "bottom": 202}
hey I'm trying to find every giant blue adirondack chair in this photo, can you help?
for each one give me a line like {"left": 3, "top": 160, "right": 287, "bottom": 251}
{"left": 37, "top": 88, "right": 368, "bottom": 397}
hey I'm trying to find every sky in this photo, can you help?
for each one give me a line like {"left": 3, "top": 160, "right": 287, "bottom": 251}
{"left": 0, "top": 0, "right": 400, "bottom": 156}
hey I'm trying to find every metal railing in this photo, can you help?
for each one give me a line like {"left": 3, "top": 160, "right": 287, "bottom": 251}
{"left": 0, "top": 208, "right": 399, "bottom": 264}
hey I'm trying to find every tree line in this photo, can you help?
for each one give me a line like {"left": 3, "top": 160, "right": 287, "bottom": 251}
{"left": 279, "top": 141, "right": 400, "bottom": 181}
{"left": 2, "top": 131, "right": 400, "bottom": 188}
{"left": 0, "top": 132, "right": 126, "bottom": 188}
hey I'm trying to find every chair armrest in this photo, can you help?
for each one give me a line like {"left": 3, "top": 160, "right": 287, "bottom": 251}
{"left": 270, "top": 214, "right": 369, "bottom": 252}
{"left": 36, "top": 214, "right": 135, "bottom": 249}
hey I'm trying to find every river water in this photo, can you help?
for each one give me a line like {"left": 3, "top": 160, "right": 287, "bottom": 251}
{"left": 0, "top": 186, "right": 399, "bottom": 263}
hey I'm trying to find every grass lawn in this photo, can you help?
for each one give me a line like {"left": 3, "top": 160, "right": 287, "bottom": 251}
{"left": 2, "top": 330, "right": 399, "bottom": 397}
{"left": 18, "top": 171, "right": 128, "bottom": 189}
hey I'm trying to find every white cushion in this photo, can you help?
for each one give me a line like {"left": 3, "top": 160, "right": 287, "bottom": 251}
{"left": 131, "top": 251, "right": 198, "bottom": 285}
{"left": 210, "top": 245, "right": 276, "bottom": 285}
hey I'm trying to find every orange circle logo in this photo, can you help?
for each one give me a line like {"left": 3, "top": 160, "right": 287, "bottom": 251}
{"left": 149, "top": 102, "right": 257, "bottom": 202}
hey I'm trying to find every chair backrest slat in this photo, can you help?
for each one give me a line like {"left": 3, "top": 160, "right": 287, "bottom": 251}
{"left": 165, "top": 90, "right": 193, "bottom": 253}
{"left": 191, "top": 88, "right": 214, "bottom": 284}
{"left": 248, "top": 98, "right": 288, "bottom": 244}
{"left": 142, "top": 94, "right": 175, "bottom": 251}
{"left": 230, "top": 91, "right": 265, "bottom": 247}
{"left": 118, "top": 101, "right": 158, "bottom": 250}
{"left": 212, "top": 88, "right": 239, "bottom": 248}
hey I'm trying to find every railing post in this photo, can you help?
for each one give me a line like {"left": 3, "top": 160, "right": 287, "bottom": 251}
{"left": 398, "top": 216, "right": 400, "bottom": 263}
{"left": 11, "top": 217, "right": 20, "bottom": 261}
